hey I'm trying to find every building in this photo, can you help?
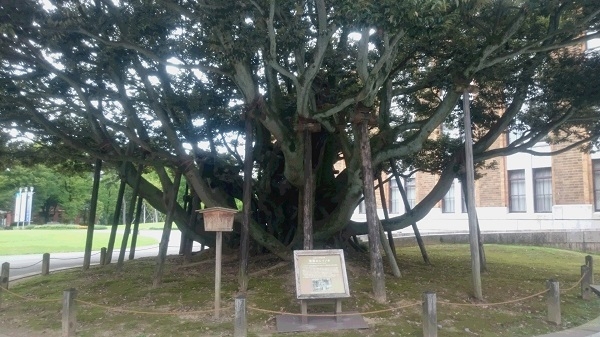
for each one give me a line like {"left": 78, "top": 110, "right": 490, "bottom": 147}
{"left": 351, "top": 128, "right": 600, "bottom": 234}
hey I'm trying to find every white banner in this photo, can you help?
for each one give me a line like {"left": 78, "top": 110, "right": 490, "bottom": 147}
{"left": 25, "top": 187, "right": 34, "bottom": 223}
{"left": 14, "top": 189, "right": 22, "bottom": 223}
{"left": 18, "top": 188, "right": 27, "bottom": 222}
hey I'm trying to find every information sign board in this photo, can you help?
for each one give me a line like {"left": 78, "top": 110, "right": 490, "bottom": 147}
{"left": 293, "top": 249, "right": 350, "bottom": 299}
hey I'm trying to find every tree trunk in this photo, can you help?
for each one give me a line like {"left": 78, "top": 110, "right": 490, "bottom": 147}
{"left": 390, "top": 162, "right": 431, "bottom": 265}
{"left": 117, "top": 163, "right": 144, "bottom": 271}
{"left": 152, "top": 170, "right": 182, "bottom": 288}
{"left": 357, "top": 115, "right": 386, "bottom": 303}
{"left": 240, "top": 115, "right": 254, "bottom": 292}
{"left": 83, "top": 158, "right": 102, "bottom": 271}
{"left": 302, "top": 129, "right": 314, "bottom": 250}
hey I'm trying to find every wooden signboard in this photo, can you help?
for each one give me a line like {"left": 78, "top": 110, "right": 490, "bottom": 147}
{"left": 293, "top": 249, "right": 350, "bottom": 299}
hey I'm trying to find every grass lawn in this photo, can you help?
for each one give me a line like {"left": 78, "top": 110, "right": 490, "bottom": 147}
{"left": 0, "top": 229, "right": 158, "bottom": 255}
{"left": 1, "top": 244, "right": 599, "bottom": 336}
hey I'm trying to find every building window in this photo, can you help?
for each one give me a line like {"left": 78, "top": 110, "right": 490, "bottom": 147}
{"left": 358, "top": 199, "right": 366, "bottom": 214}
{"left": 405, "top": 177, "right": 416, "bottom": 208}
{"left": 508, "top": 170, "right": 526, "bottom": 212}
{"left": 389, "top": 177, "right": 415, "bottom": 212}
{"left": 442, "top": 182, "right": 455, "bottom": 213}
{"left": 594, "top": 160, "right": 600, "bottom": 211}
{"left": 533, "top": 167, "right": 552, "bottom": 213}
{"left": 389, "top": 179, "right": 401, "bottom": 214}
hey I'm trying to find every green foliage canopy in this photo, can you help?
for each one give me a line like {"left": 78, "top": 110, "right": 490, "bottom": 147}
{"left": 0, "top": 0, "right": 599, "bottom": 259}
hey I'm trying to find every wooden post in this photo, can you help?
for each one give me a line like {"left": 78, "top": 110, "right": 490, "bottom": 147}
{"left": 100, "top": 248, "right": 107, "bottom": 266}
{"left": 581, "top": 265, "right": 593, "bottom": 300}
{"left": 62, "top": 288, "right": 77, "bottom": 337}
{"left": 42, "top": 253, "right": 50, "bottom": 275}
{"left": 0, "top": 262, "right": 9, "bottom": 308}
{"left": 463, "top": 90, "right": 482, "bottom": 300}
{"left": 356, "top": 109, "right": 386, "bottom": 303}
{"left": 546, "top": 279, "right": 561, "bottom": 325}
{"left": 234, "top": 294, "right": 247, "bottom": 337}
{"left": 215, "top": 231, "right": 223, "bottom": 319}
{"left": 1, "top": 262, "right": 9, "bottom": 289}
{"left": 422, "top": 291, "right": 437, "bottom": 337}
{"left": 586, "top": 255, "right": 594, "bottom": 284}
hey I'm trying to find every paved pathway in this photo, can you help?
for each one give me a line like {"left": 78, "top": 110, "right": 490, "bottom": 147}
{"left": 535, "top": 316, "right": 600, "bottom": 336}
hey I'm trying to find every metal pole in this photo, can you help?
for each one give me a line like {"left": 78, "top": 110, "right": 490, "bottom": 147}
{"left": 215, "top": 231, "right": 223, "bottom": 319}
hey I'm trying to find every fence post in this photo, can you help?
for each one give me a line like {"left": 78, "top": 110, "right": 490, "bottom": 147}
{"left": 62, "top": 288, "right": 77, "bottom": 337}
{"left": 234, "top": 294, "right": 247, "bottom": 337}
{"left": 546, "top": 279, "right": 561, "bottom": 325}
{"left": 42, "top": 253, "right": 50, "bottom": 276}
{"left": 1, "top": 262, "right": 8, "bottom": 289}
{"left": 582, "top": 265, "right": 593, "bottom": 300}
{"left": 100, "top": 248, "right": 107, "bottom": 266}
{"left": 0, "top": 262, "right": 9, "bottom": 308}
{"left": 422, "top": 291, "right": 437, "bottom": 337}
{"left": 586, "top": 255, "right": 594, "bottom": 284}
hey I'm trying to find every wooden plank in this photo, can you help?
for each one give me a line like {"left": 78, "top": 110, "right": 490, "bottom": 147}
{"left": 589, "top": 284, "right": 600, "bottom": 296}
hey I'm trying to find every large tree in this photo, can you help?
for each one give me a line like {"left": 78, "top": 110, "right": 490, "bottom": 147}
{"left": 1, "top": 0, "right": 599, "bottom": 260}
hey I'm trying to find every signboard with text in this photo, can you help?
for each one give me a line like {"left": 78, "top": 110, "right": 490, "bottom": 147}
{"left": 293, "top": 249, "right": 350, "bottom": 299}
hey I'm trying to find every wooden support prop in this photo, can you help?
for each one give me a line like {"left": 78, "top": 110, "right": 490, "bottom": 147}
{"left": 215, "top": 231, "right": 223, "bottom": 319}
{"left": 546, "top": 279, "right": 561, "bottom": 325}
{"left": 83, "top": 159, "right": 102, "bottom": 271}
{"left": 422, "top": 291, "right": 437, "bottom": 337}
{"left": 42, "top": 253, "right": 50, "bottom": 275}
{"left": 586, "top": 255, "right": 594, "bottom": 284}
{"left": 62, "top": 288, "right": 77, "bottom": 337}
{"left": 100, "top": 248, "right": 107, "bottom": 266}
{"left": 234, "top": 294, "right": 247, "bottom": 337}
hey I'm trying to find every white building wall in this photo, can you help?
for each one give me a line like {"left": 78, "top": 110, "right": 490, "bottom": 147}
{"left": 351, "top": 142, "right": 600, "bottom": 233}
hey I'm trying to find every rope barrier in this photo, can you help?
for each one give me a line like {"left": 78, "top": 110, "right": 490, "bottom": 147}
{"left": 8, "top": 260, "right": 43, "bottom": 270}
{"left": 0, "top": 255, "right": 592, "bottom": 322}
{"left": 1, "top": 287, "right": 61, "bottom": 303}
{"left": 561, "top": 271, "right": 588, "bottom": 293}
{"left": 439, "top": 288, "right": 550, "bottom": 307}
{"left": 74, "top": 298, "right": 229, "bottom": 316}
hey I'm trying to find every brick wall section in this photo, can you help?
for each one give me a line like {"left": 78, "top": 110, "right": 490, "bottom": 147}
{"left": 475, "top": 135, "right": 507, "bottom": 207}
{"left": 583, "top": 152, "right": 593, "bottom": 205}
{"left": 552, "top": 142, "right": 586, "bottom": 204}
{"left": 416, "top": 171, "right": 438, "bottom": 205}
